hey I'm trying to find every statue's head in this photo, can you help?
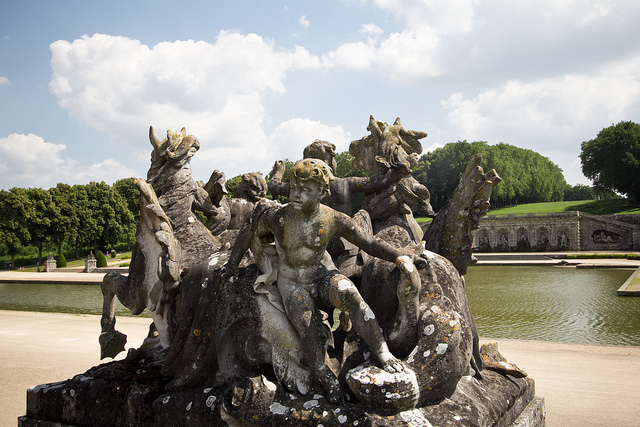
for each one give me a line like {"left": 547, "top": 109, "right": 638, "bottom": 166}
{"left": 233, "top": 172, "right": 268, "bottom": 202}
{"left": 289, "top": 158, "right": 334, "bottom": 188}
{"left": 147, "top": 126, "right": 200, "bottom": 184}
{"left": 349, "top": 116, "right": 427, "bottom": 175}
{"left": 303, "top": 140, "right": 337, "bottom": 174}
{"left": 289, "top": 159, "right": 334, "bottom": 205}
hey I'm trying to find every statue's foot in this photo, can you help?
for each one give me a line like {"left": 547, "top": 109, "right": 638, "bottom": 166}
{"left": 379, "top": 352, "right": 404, "bottom": 373}
{"left": 316, "top": 365, "right": 351, "bottom": 404}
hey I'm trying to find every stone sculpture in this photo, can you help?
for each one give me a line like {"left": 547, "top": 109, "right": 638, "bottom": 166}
{"left": 99, "top": 127, "right": 220, "bottom": 358}
{"left": 21, "top": 119, "right": 542, "bottom": 427}
{"left": 204, "top": 170, "right": 268, "bottom": 235}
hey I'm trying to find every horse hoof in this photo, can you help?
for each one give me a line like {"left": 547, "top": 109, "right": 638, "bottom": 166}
{"left": 99, "top": 330, "right": 127, "bottom": 359}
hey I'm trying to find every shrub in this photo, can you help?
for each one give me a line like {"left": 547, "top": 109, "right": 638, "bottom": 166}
{"left": 57, "top": 253, "right": 67, "bottom": 268}
{"left": 111, "top": 250, "right": 116, "bottom": 258}
{"left": 96, "top": 250, "right": 108, "bottom": 268}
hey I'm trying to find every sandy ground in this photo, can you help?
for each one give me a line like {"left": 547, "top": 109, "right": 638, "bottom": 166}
{"left": 2, "top": 310, "right": 640, "bottom": 426}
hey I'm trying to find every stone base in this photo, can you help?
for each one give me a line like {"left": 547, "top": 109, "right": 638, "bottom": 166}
{"left": 19, "top": 346, "right": 545, "bottom": 427}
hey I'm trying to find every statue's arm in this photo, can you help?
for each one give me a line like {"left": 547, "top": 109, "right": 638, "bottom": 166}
{"left": 336, "top": 212, "right": 400, "bottom": 263}
{"left": 337, "top": 211, "right": 427, "bottom": 268}
{"left": 347, "top": 167, "right": 408, "bottom": 194}
{"left": 222, "top": 201, "right": 274, "bottom": 279}
{"left": 193, "top": 186, "right": 218, "bottom": 219}
{"left": 268, "top": 160, "right": 290, "bottom": 198}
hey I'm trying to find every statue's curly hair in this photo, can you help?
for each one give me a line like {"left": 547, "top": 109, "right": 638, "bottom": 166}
{"left": 289, "top": 158, "right": 334, "bottom": 189}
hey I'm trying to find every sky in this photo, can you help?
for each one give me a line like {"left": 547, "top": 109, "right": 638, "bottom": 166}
{"left": 1, "top": 0, "right": 639, "bottom": 191}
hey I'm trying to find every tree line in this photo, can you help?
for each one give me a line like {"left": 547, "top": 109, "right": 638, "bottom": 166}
{"left": 412, "top": 141, "right": 567, "bottom": 211}
{"left": 0, "top": 179, "right": 139, "bottom": 268}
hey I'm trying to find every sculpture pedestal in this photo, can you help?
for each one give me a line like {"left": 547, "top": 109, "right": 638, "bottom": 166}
{"left": 19, "top": 346, "right": 545, "bottom": 427}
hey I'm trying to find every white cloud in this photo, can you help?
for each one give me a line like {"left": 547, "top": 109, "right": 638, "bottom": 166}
{"left": 0, "top": 133, "right": 138, "bottom": 189}
{"left": 48, "top": 32, "right": 325, "bottom": 180}
{"left": 441, "top": 53, "right": 640, "bottom": 184}
{"left": 268, "top": 118, "right": 351, "bottom": 159}
{"left": 442, "top": 53, "right": 640, "bottom": 145}
{"left": 299, "top": 15, "right": 310, "bottom": 29}
{"left": 325, "top": 0, "right": 640, "bottom": 82}
{"left": 0, "top": 76, "right": 9, "bottom": 86}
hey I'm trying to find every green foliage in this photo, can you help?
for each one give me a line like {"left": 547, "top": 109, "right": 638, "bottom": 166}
{"left": 95, "top": 250, "right": 107, "bottom": 268}
{"left": 113, "top": 177, "right": 141, "bottom": 222}
{"left": 563, "top": 184, "right": 593, "bottom": 201}
{"left": 485, "top": 198, "right": 639, "bottom": 216}
{"left": 580, "top": 121, "right": 640, "bottom": 206}
{"left": 111, "top": 250, "right": 116, "bottom": 258}
{"left": 224, "top": 174, "right": 244, "bottom": 195}
{"left": 25, "top": 187, "right": 59, "bottom": 266}
{"left": 0, "top": 187, "right": 33, "bottom": 265}
{"left": 57, "top": 253, "right": 67, "bottom": 268}
{"left": 414, "top": 141, "right": 567, "bottom": 211}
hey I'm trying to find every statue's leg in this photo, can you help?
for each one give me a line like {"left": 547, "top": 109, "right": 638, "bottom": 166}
{"left": 324, "top": 273, "right": 403, "bottom": 373}
{"left": 278, "top": 281, "right": 346, "bottom": 403}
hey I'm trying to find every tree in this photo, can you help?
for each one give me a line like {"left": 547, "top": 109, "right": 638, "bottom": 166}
{"left": 72, "top": 184, "right": 92, "bottom": 258}
{"left": 0, "top": 188, "right": 34, "bottom": 267}
{"left": 25, "top": 187, "right": 59, "bottom": 269}
{"left": 564, "top": 184, "right": 593, "bottom": 201}
{"left": 415, "top": 141, "right": 566, "bottom": 210}
{"left": 580, "top": 121, "right": 640, "bottom": 206}
{"left": 113, "top": 178, "right": 140, "bottom": 223}
{"left": 83, "top": 181, "right": 133, "bottom": 252}
{"left": 113, "top": 178, "right": 139, "bottom": 249}
{"left": 49, "top": 183, "right": 79, "bottom": 257}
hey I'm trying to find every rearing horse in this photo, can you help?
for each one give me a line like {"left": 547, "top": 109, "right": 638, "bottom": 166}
{"left": 99, "top": 127, "right": 221, "bottom": 359}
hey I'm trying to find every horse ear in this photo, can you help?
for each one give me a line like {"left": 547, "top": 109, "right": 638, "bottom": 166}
{"left": 149, "top": 126, "right": 161, "bottom": 150}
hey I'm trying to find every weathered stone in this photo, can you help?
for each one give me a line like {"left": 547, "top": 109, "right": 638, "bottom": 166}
{"left": 21, "top": 119, "right": 545, "bottom": 426}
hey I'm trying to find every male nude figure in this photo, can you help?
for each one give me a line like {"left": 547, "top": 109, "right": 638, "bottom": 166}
{"left": 224, "top": 159, "right": 424, "bottom": 402}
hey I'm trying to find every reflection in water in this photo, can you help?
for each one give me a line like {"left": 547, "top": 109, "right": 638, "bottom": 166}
{"left": 0, "top": 283, "right": 150, "bottom": 318}
{"left": 1, "top": 265, "right": 639, "bottom": 346}
{"left": 465, "top": 266, "right": 640, "bottom": 346}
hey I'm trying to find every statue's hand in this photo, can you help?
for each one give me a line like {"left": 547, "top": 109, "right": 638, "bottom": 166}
{"left": 412, "top": 252, "right": 428, "bottom": 270}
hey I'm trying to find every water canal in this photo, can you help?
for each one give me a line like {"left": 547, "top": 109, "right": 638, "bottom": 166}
{"left": 1, "top": 266, "right": 639, "bottom": 346}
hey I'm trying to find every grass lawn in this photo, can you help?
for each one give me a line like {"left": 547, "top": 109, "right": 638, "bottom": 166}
{"left": 415, "top": 198, "right": 639, "bottom": 222}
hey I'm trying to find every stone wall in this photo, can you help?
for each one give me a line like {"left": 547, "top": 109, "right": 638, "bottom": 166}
{"left": 472, "top": 212, "right": 639, "bottom": 252}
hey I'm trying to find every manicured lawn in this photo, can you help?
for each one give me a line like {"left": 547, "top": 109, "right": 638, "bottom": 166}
{"left": 415, "top": 198, "right": 639, "bottom": 222}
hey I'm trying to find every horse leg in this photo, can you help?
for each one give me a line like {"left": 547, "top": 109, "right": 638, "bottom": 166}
{"left": 384, "top": 255, "right": 422, "bottom": 358}
{"left": 99, "top": 272, "right": 128, "bottom": 359}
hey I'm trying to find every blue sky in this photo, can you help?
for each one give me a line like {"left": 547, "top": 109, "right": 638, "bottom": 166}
{"left": 1, "top": 0, "right": 639, "bottom": 190}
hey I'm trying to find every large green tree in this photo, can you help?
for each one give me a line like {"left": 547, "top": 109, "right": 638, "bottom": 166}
{"left": 580, "top": 121, "right": 640, "bottom": 206}
{"left": 83, "top": 181, "right": 133, "bottom": 252}
{"left": 415, "top": 141, "right": 566, "bottom": 211}
{"left": 49, "top": 183, "right": 79, "bottom": 257}
{"left": 113, "top": 178, "right": 140, "bottom": 249}
{"left": 0, "top": 188, "right": 34, "bottom": 267}
{"left": 25, "top": 187, "right": 59, "bottom": 268}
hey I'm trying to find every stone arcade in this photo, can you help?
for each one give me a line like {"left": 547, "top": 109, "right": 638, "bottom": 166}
{"left": 19, "top": 117, "right": 545, "bottom": 426}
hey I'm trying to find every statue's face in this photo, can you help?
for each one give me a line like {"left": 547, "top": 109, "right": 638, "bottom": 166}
{"left": 289, "top": 179, "right": 325, "bottom": 213}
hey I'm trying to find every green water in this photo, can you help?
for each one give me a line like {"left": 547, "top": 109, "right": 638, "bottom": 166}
{"left": 0, "top": 283, "right": 150, "bottom": 318}
{"left": 465, "top": 266, "right": 640, "bottom": 346}
{"left": 1, "top": 266, "right": 638, "bottom": 345}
